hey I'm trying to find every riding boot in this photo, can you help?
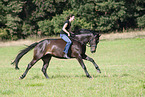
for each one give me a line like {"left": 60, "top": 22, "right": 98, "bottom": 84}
{"left": 63, "top": 53, "right": 70, "bottom": 59}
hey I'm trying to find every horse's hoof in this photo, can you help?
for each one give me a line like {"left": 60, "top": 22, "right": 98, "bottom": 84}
{"left": 19, "top": 75, "right": 24, "bottom": 79}
{"left": 46, "top": 77, "right": 49, "bottom": 79}
{"left": 97, "top": 69, "right": 101, "bottom": 73}
{"left": 89, "top": 76, "right": 92, "bottom": 79}
{"left": 15, "top": 67, "right": 19, "bottom": 70}
{"left": 19, "top": 77, "right": 22, "bottom": 80}
{"left": 87, "top": 75, "right": 92, "bottom": 78}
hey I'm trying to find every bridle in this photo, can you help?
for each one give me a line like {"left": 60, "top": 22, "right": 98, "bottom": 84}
{"left": 88, "top": 35, "right": 97, "bottom": 47}
{"left": 70, "top": 35, "right": 98, "bottom": 47}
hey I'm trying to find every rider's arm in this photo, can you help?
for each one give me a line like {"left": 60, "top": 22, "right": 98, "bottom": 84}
{"left": 62, "top": 23, "right": 70, "bottom": 36}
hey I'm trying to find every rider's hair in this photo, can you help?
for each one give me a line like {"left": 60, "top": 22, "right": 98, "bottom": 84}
{"left": 66, "top": 14, "right": 74, "bottom": 20}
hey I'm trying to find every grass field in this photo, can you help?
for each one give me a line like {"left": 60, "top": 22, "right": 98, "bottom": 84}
{"left": 0, "top": 38, "right": 145, "bottom": 97}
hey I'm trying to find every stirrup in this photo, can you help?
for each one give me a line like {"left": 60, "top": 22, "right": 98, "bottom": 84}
{"left": 63, "top": 54, "right": 70, "bottom": 59}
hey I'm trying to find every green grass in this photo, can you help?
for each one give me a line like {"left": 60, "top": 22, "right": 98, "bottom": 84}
{"left": 0, "top": 38, "right": 145, "bottom": 97}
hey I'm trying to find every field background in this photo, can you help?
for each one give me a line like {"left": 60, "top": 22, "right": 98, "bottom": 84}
{"left": 0, "top": 32, "right": 145, "bottom": 97}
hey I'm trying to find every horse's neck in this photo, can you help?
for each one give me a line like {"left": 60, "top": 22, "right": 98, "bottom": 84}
{"left": 75, "top": 34, "right": 92, "bottom": 44}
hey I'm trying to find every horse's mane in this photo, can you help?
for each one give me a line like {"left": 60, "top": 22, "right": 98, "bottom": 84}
{"left": 75, "top": 29, "right": 96, "bottom": 35}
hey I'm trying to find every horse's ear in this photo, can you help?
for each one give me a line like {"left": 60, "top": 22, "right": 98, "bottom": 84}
{"left": 96, "top": 33, "right": 101, "bottom": 37}
{"left": 97, "top": 31, "right": 101, "bottom": 37}
{"left": 99, "top": 34, "right": 101, "bottom": 37}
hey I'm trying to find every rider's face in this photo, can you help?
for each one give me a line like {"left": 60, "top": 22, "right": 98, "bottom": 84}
{"left": 70, "top": 16, "right": 75, "bottom": 21}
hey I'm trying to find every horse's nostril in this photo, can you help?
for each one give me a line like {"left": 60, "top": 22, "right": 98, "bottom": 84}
{"left": 91, "top": 51, "right": 94, "bottom": 53}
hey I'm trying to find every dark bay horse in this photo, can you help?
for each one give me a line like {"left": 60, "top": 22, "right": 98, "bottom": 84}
{"left": 12, "top": 29, "right": 101, "bottom": 79}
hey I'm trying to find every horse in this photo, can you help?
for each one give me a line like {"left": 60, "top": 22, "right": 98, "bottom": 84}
{"left": 11, "top": 29, "right": 101, "bottom": 79}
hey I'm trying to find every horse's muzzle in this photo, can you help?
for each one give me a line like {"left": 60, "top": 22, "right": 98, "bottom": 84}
{"left": 91, "top": 50, "right": 95, "bottom": 53}
{"left": 91, "top": 46, "right": 96, "bottom": 53}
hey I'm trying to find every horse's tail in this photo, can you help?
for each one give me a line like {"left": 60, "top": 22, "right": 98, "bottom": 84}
{"left": 11, "top": 42, "right": 38, "bottom": 70}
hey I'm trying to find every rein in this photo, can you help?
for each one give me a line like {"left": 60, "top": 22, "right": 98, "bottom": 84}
{"left": 69, "top": 36, "right": 94, "bottom": 47}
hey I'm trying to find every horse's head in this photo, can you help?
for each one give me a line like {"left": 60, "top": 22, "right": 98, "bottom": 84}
{"left": 74, "top": 29, "right": 101, "bottom": 53}
{"left": 89, "top": 33, "right": 101, "bottom": 53}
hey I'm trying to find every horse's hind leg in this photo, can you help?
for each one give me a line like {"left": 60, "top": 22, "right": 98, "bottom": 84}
{"left": 19, "top": 58, "right": 38, "bottom": 79}
{"left": 41, "top": 54, "right": 52, "bottom": 79}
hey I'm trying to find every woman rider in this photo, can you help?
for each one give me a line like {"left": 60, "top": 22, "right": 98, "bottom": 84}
{"left": 60, "top": 14, "right": 75, "bottom": 59}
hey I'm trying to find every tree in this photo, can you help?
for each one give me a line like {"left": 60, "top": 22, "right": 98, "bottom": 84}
{"left": 135, "top": 0, "right": 145, "bottom": 28}
{"left": 0, "top": 0, "right": 145, "bottom": 40}
{"left": 95, "top": 0, "right": 127, "bottom": 32}
{"left": 0, "top": 0, "right": 7, "bottom": 39}
{"left": 0, "top": 0, "right": 6, "bottom": 27}
{"left": 3, "top": 0, "right": 24, "bottom": 39}
{"left": 38, "top": 10, "right": 92, "bottom": 35}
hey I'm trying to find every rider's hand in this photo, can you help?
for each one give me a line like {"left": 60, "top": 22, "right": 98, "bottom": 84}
{"left": 70, "top": 32, "right": 74, "bottom": 34}
{"left": 68, "top": 33, "right": 70, "bottom": 36}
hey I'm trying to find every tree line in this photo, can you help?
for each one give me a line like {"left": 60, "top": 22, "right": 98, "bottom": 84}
{"left": 0, "top": 0, "right": 145, "bottom": 40}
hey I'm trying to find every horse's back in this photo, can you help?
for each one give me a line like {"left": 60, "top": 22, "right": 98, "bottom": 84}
{"left": 39, "top": 38, "right": 65, "bottom": 45}
{"left": 36, "top": 38, "right": 80, "bottom": 57}
{"left": 35, "top": 38, "right": 66, "bottom": 57}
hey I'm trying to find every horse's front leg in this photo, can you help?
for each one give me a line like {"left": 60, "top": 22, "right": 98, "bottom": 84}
{"left": 76, "top": 55, "right": 92, "bottom": 78}
{"left": 83, "top": 55, "right": 101, "bottom": 73}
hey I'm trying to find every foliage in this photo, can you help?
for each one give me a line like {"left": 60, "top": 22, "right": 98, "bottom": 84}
{"left": 38, "top": 10, "right": 92, "bottom": 35}
{"left": 0, "top": 0, "right": 145, "bottom": 40}
{"left": 95, "top": 1, "right": 127, "bottom": 31}
{"left": 0, "top": 28, "right": 8, "bottom": 39}
{"left": 137, "top": 15, "right": 145, "bottom": 28}
{"left": 38, "top": 19, "right": 54, "bottom": 36}
{"left": 0, "top": 0, "right": 6, "bottom": 27}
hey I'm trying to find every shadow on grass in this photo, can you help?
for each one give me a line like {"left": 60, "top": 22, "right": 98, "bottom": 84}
{"left": 0, "top": 90, "right": 15, "bottom": 95}
{"left": 50, "top": 74, "right": 103, "bottom": 79}
{"left": 25, "top": 73, "right": 134, "bottom": 79}
{"left": 26, "top": 83, "right": 44, "bottom": 87}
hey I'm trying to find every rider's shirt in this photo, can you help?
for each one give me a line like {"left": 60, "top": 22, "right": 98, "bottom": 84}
{"left": 60, "top": 20, "right": 71, "bottom": 36}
